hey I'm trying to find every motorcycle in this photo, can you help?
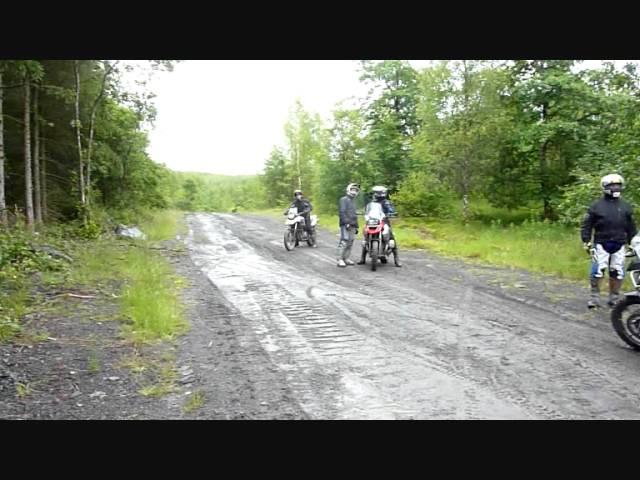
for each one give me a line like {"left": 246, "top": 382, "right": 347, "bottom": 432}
{"left": 610, "top": 242, "right": 640, "bottom": 350}
{"left": 284, "top": 207, "right": 318, "bottom": 251}
{"left": 360, "top": 201, "right": 399, "bottom": 271}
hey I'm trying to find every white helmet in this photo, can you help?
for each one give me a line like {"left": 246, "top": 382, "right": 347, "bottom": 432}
{"left": 371, "top": 185, "right": 388, "bottom": 201}
{"left": 601, "top": 173, "right": 624, "bottom": 198}
{"left": 346, "top": 183, "right": 360, "bottom": 198}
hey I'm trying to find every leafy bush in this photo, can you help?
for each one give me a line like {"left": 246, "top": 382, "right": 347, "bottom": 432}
{"left": 393, "top": 170, "right": 456, "bottom": 218}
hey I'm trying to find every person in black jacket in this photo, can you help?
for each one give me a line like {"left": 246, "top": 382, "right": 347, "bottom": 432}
{"left": 337, "top": 183, "right": 360, "bottom": 267}
{"left": 284, "top": 189, "right": 314, "bottom": 239}
{"left": 581, "top": 174, "right": 637, "bottom": 308}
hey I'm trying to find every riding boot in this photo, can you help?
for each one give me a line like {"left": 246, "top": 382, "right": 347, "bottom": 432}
{"left": 588, "top": 277, "right": 602, "bottom": 309}
{"left": 393, "top": 248, "right": 402, "bottom": 267}
{"left": 357, "top": 246, "right": 367, "bottom": 265}
{"left": 608, "top": 277, "right": 623, "bottom": 307}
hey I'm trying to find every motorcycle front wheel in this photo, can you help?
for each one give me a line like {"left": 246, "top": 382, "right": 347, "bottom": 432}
{"left": 611, "top": 295, "right": 640, "bottom": 350}
{"left": 284, "top": 227, "right": 296, "bottom": 251}
{"left": 370, "top": 239, "right": 379, "bottom": 271}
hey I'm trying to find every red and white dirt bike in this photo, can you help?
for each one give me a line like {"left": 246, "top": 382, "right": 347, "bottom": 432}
{"left": 361, "top": 202, "right": 399, "bottom": 271}
{"left": 284, "top": 207, "right": 318, "bottom": 251}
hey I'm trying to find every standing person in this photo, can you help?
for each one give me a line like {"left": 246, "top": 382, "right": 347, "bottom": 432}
{"left": 337, "top": 183, "right": 360, "bottom": 267}
{"left": 581, "top": 174, "right": 637, "bottom": 308}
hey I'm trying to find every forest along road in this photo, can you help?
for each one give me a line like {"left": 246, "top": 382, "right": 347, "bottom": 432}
{"left": 185, "top": 212, "right": 640, "bottom": 419}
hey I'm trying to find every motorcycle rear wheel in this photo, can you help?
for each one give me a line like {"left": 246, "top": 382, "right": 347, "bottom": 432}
{"left": 307, "top": 229, "right": 317, "bottom": 247}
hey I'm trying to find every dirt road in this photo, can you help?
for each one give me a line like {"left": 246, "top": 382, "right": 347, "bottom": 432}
{"left": 184, "top": 212, "right": 640, "bottom": 419}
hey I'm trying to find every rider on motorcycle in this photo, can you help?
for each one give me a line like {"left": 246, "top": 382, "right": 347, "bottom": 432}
{"left": 284, "top": 189, "right": 314, "bottom": 239}
{"left": 358, "top": 185, "right": 402, "bottom": 267}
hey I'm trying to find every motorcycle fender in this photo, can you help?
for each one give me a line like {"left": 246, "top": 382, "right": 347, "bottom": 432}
{"left": 623, "top": 291, "right": 640, "bottom": 297}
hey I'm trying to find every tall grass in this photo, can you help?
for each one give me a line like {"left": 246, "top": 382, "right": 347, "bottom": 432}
{"left": 408, "top": 218, "right": 587, "bottom": 280}
{"left": 119, "top": 247, "right": 188, "bottom": 342}
{"left": 0, "top": 284, "right": 27, "bottom": 341}
{"left": 139, "top": 209, "right": 187, "bottom": 242}
{"left": 66, "top": 210, "right": 188, "bottom": 342}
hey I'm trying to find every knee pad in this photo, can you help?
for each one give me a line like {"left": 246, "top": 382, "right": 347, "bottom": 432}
{"left": 591, "top": 264, "right": 605, "bottom": 278}
{"left": 609, "top": 268, "right": 624, "bottom": 280}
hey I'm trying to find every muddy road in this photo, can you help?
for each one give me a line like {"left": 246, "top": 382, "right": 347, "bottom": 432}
{"left": 185, "top": 212, "right": 640, "bottom": 419}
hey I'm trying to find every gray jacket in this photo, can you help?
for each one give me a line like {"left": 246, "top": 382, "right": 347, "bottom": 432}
{"left": 338, "top": 195, "right": 358, "bottom": 228}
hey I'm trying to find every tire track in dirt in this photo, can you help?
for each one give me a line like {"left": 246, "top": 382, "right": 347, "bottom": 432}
{"left": 185, "top": 213, "right": 640, "bottom": 419}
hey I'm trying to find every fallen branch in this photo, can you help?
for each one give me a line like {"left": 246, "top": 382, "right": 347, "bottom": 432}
{"left": 47, "top": 292, "right": 98, "bottom": 300}
{"left": 112, "top": 243, "right": 183, "bottom": 253}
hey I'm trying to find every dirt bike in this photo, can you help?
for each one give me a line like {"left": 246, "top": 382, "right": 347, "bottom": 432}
{"left": 360, "top": 201, "right": 399, "bottom": 271}
{"left": 283, "top": 207, "right": 318, "bottom": 251}
{"left": 610, "top": 244, "right": 640, "bottom": 350}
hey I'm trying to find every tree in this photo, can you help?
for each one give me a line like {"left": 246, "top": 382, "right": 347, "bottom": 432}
{"left": 507, "top": 60, "right": 590, "bottom": 219}
{"left": 0, "top": 60, "right": 174, "bottom": 226}
{"left": 73, "top": 60, "right": 86, "bottom": 213}
{"left": 0, "top": 64, "right": 6, "bottom": 225}
{"left": 282, "top": 100, "right": 328, "bottom": 198}
{"left": 23, "top": 71, "right": 34, "bottom": 227}
{"left": 85, "top": 61, "right": 118, "bottom": 213}
{"left": 40, "top": 125, "right": 47, "bottom": 221}
{"left": 262, "top": 147, "right": 291, "bottom": 204}
{"left": 317, "top": 108, "right": 368, "bottom": 210}
{"left": 32, "top": 82, "right": 42, "bottom": 223}
{"left": 359, "top": 60, "right": 419, "bottom": 191}
{"left": 412, "top": 61, "right": 511, "bottom": 221}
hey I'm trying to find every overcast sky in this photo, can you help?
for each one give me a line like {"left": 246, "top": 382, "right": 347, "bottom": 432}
{"left": 138, "top": 60, "right": 634, "bottom": 176}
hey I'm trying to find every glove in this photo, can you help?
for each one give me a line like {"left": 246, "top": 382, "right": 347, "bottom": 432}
{"left": 583, "top": 242, "right": 593, "bottom": 254}
{"left": 355, "top": 228, "right": 358, "bottom": 235}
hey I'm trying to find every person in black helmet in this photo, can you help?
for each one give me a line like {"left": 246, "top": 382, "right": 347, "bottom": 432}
{"left": 284, "top": 189, "right": 314, "bottom": 240}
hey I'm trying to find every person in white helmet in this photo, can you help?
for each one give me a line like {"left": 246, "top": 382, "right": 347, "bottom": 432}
{"left": 357, "top": 185, "right": 401, "bottom": 267}
{"left": 581, "top": 173, "right": 637, "bottom": 308}
{"left": 337, "top": 183, "right": 360, "bottom": 267}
